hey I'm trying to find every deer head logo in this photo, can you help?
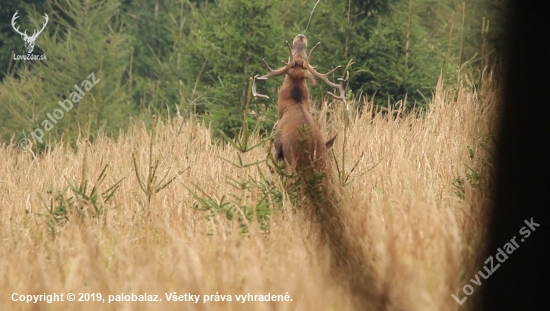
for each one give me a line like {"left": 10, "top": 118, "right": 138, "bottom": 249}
{"left": 11, "top": 11, "right": 49, "bottom": 54}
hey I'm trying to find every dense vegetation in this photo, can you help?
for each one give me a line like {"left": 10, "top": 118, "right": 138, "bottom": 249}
{"left": 0, "top": 0, "right": 507, "bottom": 146}
{"left": 0, "top": 80, "right": 497, "bottom": 310}
{"left": 0, "top": 2, "right": 501, "bottom": 309}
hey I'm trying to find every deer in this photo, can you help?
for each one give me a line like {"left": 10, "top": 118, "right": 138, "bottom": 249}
{"left": 11, "top": 11, "right": 49, "bottom": 54}
{"left": 253, "top": 35, "right": 383, "bottom": 310}
{"left": 252, "top": 34, "right": 346, "bottom": 181}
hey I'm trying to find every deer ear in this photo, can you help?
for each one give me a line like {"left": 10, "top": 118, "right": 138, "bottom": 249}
{"left": 325, "top": 135, "right": 337, "bottom": 150}
{"left": 305, "top": 71, "right": 317, "bottom": 86}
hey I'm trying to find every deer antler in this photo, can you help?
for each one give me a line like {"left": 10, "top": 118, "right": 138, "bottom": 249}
{"left": 11, "top": 11, "right": 28, "bottom": 38}
{"left": 30, "top": 13, "right": 49, "bottom": 39}
{"left": 305, "top": 42, "right": 347, "bottom": 104}
{"left": 252, "top": 41, "right": 294, "bottom": 99}
{"left": 11, "top": 11, "right": 49, "bottom": 39}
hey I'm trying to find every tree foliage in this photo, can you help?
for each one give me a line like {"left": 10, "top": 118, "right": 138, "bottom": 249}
{"left": 1, "top": 0, "right": 131, "bottom": 147}
{"left": 0, "top": 0, "right": 508, "bottom": 145}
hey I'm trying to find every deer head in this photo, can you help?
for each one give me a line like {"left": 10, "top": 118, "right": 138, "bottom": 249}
{"left": 252, "top": 34, "right": 346, "bottom": 104}
{"left": 11, "top": 11, "right": 49, "bottom": 54}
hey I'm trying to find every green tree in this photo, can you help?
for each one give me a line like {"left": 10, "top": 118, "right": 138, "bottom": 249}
{"left": 0, "top": 0, "right": 132, "bottom": 148}
{"left": 188, "top": 0, "right": 288, "bottom": 136}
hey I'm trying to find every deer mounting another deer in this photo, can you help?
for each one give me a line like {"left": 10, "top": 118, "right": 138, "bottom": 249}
{"left": 252, "top": 34, "right": 346, "bottom": 179}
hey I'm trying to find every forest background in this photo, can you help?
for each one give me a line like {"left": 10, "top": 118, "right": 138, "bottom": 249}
{"left": 0, "top": 0, "right": 507, "bottom": 147}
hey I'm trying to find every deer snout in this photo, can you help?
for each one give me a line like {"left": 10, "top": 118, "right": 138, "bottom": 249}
{"left": 293, "top": 34, "right": 307, "bottom": 45}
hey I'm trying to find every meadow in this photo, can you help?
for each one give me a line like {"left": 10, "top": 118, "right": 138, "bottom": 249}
{"left": 0, "top": 76, "right": 497, "bottom": 310}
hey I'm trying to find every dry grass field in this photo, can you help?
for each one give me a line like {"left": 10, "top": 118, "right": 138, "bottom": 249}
{"left": 0, "top": 78, "right": 498, "bottom": 311}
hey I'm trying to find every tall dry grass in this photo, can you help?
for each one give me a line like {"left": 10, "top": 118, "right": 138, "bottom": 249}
{"left": 0, "top": 78, "right": 497, "bottom": 311}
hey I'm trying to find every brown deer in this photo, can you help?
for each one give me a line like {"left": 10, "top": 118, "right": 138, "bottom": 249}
{"left": 253, "top": 35, "right": 384, "bottom": 310}
{"left": 252, "top": 34, "right": 345, "bottom": 179}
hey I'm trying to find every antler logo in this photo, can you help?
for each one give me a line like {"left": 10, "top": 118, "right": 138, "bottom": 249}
{"left": 11, "top": 10, "right": 49, "bottom": 54}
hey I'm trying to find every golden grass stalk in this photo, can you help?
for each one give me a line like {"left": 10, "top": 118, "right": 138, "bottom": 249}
{"left": 0, "top": 76, "right": 496, "bottom": 310}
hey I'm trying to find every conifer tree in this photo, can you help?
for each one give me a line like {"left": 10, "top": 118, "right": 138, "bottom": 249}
{"left": 1, "top": 0, "right": 132, "bottom": 147}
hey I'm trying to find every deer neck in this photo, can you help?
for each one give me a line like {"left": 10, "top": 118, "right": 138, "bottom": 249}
{"left": 278, "top": 75, "right": 310, "bottom": 117}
